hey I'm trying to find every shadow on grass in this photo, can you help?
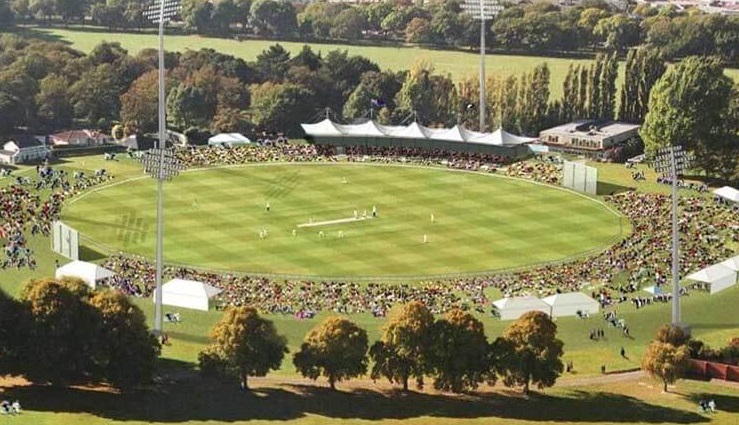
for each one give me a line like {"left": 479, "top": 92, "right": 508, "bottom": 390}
{"left": 597, "top": 181, "right": 634, "bottom": 196}
{"left": 79, "top": 245, "right": 106, "bottom": 262}
{"left": 1, "top": 377, "right": 711, "bottom": 423}
{"left": 685, "top": 391, "right": 739, "bottom": 414}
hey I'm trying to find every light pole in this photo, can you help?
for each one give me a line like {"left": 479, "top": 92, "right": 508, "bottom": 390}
{"left": 461, "top": 0, "right": 503, "bottom": 132}
{"left": 143, "top": 0, "right": 183, "bottom": 334}
{"left": 653, "top": 145, "right": 693, "bottom": 327}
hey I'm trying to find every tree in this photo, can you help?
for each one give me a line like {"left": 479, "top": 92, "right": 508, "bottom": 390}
{"left": 330, "top": 8, "right": 367, "bottom": 40}
{"left": 19, "top": 278, "right": 101, "bottom": 385}
{"left": 35, "top": 74, "right": 73, "bottom": 131}
{"left": 427, "top": 309, "right": 492, "bottom": 393}
{"left": 250, "top": 0, "right": 297, "bottom": 37}
{"left": 593, "top": 14, "right": 641, "bottom": 53}
{"left": 617, "top": 47, "right": 666, "bottom": 123}
{"left": 655, "top": 324, "right": 690, "bottom": 346}
{"left": 120, "top": 69, "right": 159, "bottom": 133}
{"left": 0, "top": 288, "right": 27, "bottom": 377}
{"left": 199, "top": 307, "right": 287, "bottom": 389}
{"left": 70, "top": 63, "right": 123, "bottom": 128}
{"left": 166, "top": 83, "right": 209, "bottom": 129}
{"left": 640, "top": 56, "right": 735, "bottom": 175}
{"left": 405, "top": 17, "right": 433, "bottom": 44}
{"left": 497, "top": 310, "right": 564, "bottom": 394}
{"left": 255, "top": 43, "right": 291, "bottom": 82}
{"left": 642, "top": 341, "right": 691, "bottom": 392}
{"left": 369, "top": 301, "right": 434, "bottom": 391}
{"left": 88, "top": 290, "right": 161, "bottom": 390}
{"left": 293, "top": 316, "right": 368, "bottom": 390}
{"left": 181, "top": 0, "right": 215, "bottom": 32}
{"left": 250, "top": 81, "right": 315, "bottom": 135}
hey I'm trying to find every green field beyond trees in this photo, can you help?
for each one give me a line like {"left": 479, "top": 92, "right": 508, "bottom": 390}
{"left": 26, "top": 28, "right": 739, "bottom": 96}
{"left": 62, "top": 164, "right": 621, "bottom": 278}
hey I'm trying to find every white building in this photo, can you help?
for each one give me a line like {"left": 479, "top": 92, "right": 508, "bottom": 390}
{"left": 0, "top": 135, "right": 50, "bottom": 164}
{"left": 539, "top": 120, "right": 640, "bottom": 157}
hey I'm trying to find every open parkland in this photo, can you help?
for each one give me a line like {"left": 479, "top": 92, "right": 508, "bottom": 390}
{"left": 0, "top": 146, "right": 738, "bottom": 425}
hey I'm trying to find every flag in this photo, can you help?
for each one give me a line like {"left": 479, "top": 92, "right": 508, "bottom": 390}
{"left": 370, "top": 98, "right": 386, "bottom": 108}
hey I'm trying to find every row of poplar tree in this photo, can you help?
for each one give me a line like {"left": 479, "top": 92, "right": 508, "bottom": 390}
{"left": 199, "top": 301, "right": 565, "bottom": 394}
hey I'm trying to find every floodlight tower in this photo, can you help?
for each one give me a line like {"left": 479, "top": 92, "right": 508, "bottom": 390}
{"left": 653, "top": 145, "right": 693, "bottom": 327}
{"left": 461, "top": 0, "right": 503, "bottom": 132}
{"left": 143, "top": 0, "right": 184, "bottom": 335}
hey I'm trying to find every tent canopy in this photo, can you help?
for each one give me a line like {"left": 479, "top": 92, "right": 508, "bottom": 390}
{"left": 155, "top": 278, "right": 222, "bottom": 311}
{"left": 541, "top": 292, "right": 600, "bottom": 318}
{"left": 686, "top": 263, "right": 737, "bottom": 295}
{"left": 301, "top": 118, "right": 533, "bottom": 146}
{"left": 713, "top": 186, "right": 739, "bottom": 203}
{"left": 719, "top": 255, "right": 739, "bottom": 272}
{"left": 492, "top": 296, "right": 550, "bottom": 321}
{"left": 208, "top": 133, "right": 252, "bottom": 146}
{"left": 55, "top": 260, "right": 115, "bottom": 289}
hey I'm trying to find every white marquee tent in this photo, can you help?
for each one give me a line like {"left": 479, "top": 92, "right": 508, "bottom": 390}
{"left": 542, "top": 292, "right": 600, "bottom": 318}
{"left": 713, "top": 186, "right": 739, "bottom": 203}
{"left": 154, "top": 278, "right": 222, "bottom": 311}
{"left": 301, "top": 119, "right": 536, "bottom": 146}
{"left": 686, "top": 263, "right": 737, "bottom": 294}
{"left": 208, "top": 133, "right": 252, "bottom": 148}
{"left": 492, "top": 296, "right": 550, "bottom": 321}
{"left": 55, "top": 260, "right": 115, "bottom": 289}
{"left": 719, "top": 255, "right": 739, "bottom": 272}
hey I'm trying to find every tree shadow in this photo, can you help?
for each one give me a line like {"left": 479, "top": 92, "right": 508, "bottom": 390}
{"left": 0, "top": 377, "right": 710, "bottom": 423}
{"left": 684, "top": 391, "right": 739, "bottom": 414}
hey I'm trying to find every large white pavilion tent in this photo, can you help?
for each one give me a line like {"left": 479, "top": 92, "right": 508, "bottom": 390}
{"left": 55, "top": 260, "right": 115, "bottom": 289}
{"left": 719, "top": 255, "right": 739, "bottom": 272}
{"left": 207, "top": 133, "right": 252, "bottom": 148}
{"left": 153, "top": 278, "right": 222, "bottom": 311}
{"left": 541, "top": 292, "right": 600, "bottom": 318}
{"left": 686, "top": 263, "right": 737, "bottom": 295}
{"left": 492, "top": 296, "right": 550, "bottom": 321}
{"left": 713, "top": 186, "right": 739, "bottom": 204}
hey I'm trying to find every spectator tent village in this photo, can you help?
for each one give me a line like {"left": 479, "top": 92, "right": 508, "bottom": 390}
{"left": 301, "top": 119, "right": 536, "bottom": 158}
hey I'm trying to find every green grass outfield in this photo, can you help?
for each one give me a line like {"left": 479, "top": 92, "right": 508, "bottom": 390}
{"left": 61, "top": 163, "right": 622, "bottom": 278}
{"left": 21, "top": 27, "right": 739, "bottom": 98}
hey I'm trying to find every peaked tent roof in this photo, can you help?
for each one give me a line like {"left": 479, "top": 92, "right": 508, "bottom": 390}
{"left": 541, "top": 292, "right": 599, "bottom": 307}
{"left": 55, "top": 260, "right": 115, "bottom": 288}
{"left": 719, "top": 255, "right": 739, "bottom": 272}
{"left": 713, "top": 186, "right": 739, "bottom": 203}
{"left": 492, "top": 295, "right": 548, "bottom": 310}
{"left": 157, "top": 278, "right": 223, "bottom": 311}
{"left": 302, "top": 118, "right": 533, "bottom": 147}
{"left": 301, "top": 118, "right": 343, "bottom": 137}
{"left": 208, "top": 133, "right": 251, "bottom": 144}
{"left": 686, "top": 263, "right": 736, "bottom": 283}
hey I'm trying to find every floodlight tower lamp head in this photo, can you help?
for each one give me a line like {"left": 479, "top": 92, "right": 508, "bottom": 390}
{"left": 143, "top": 0, "right": 181, "bottom": 23}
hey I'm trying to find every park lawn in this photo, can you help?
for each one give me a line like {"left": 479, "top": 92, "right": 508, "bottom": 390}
{"left": 26, "top": 27, "right": 599, "bottom": 98}
{"left": 3, "top": 370, "right": 738, "bottom": 425}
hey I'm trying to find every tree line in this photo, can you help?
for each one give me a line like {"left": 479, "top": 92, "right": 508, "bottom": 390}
{"left": 0, "top": 33, "right": 736, "bottom": 180}
{"left": 0, "top": 278, "right": 160, "bottom": 390}
{"left": 199, "top": 301, "right": 565, "bottom": 394}
{"left": 2, "top": 0, "right": 739, "bottom": 63}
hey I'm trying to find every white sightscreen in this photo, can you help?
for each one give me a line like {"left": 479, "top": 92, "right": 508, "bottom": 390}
{"left": 52, "top": 221, "right": 79, "bottom": 260}
{"left": 563, "top": 161, "right": 598, "bottom": 195}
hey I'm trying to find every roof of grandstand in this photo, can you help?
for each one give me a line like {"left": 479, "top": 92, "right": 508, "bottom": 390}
{"left": 301, "top": 119, "right": 537, "bottom": 147}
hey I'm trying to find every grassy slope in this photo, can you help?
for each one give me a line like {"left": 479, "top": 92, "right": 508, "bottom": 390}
{"left": 2, "top": 155, "right": 738, "bottom": 425}
{"left": 62, "top": 163, "right": 621, "bottom": 277}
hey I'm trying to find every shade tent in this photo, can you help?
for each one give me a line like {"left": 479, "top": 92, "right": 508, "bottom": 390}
{"left": 713, "top": 186, "right": 739, "bottom": 203}
{"left": 207, "top": 133, "right": 252, "bottom": 147}
{"left": 55, "top": 260, "right": 115, "bottom": 289}
{"left": 719, "top": 255, "right": 739, "bottom": 272}
{"left": 154, "top": 278, "right": 222, "bottom": 311}
{"left": 542, "top": 292, "right": 600, "bottom": 318}
{"left": 492, "top": 296, "right": 550, "bottom": 321}
{"left": 686, "top": 263, "right": 737, "bottom": 294}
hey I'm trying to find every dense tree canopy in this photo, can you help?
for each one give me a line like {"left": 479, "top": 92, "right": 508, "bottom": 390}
{"left": 497, "top": 311, "right": 564, "bottom": 394}
{"left": 199, "top": 307, "right": 287, "bottom": 389}
{"left": 293, "top": 316, "right": 368, "bottom": 390}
